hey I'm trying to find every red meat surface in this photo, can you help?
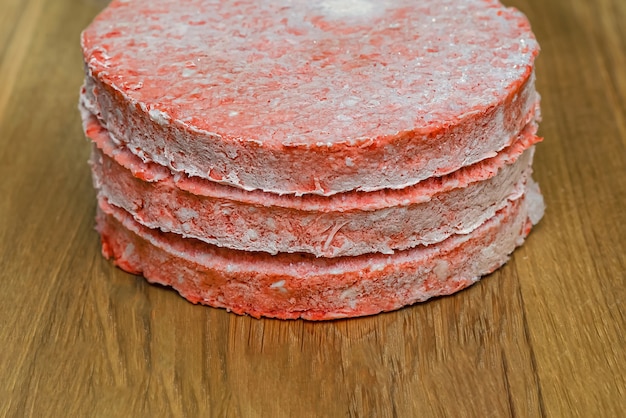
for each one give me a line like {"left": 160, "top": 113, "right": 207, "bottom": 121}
{"left": 96, "top": 182, "right": 544, "bottom": 320}
{"left": 81, "top": 0, "right": 540, "bottom": 195}
{"left": 85, "top": 106, "right": 541, "bottom": 256}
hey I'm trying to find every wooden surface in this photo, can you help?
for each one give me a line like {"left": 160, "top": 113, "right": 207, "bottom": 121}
{"left": 1, "top": 0, "right": 624, "bottom": 416}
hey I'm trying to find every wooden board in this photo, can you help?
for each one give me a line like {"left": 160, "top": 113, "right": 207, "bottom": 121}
{"left": 0, "top": 0, "right": 624, "bottom": 416}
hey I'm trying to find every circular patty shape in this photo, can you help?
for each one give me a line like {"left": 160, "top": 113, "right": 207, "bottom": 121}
{"left": 81, "top": 0, "right": 540, "bottom": 195}
{"left": 96, "top": 183, "right": 544, "bottom": 320}
{"left": 85, "top": 106, "right": 540, "bottom": 257}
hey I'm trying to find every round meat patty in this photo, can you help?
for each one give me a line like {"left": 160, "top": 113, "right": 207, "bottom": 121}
{"left": 81, "top": 0, "right": 540, "bottom": 195}
{"left": 85, "top": 105, "right": 541, "bottom": 257}
{"left": 95, "top": 182, "right": 544, "bottom": 320}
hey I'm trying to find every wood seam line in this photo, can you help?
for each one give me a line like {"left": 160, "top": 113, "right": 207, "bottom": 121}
{"left": 515, "top": 267, "right": 547, "bottom": 418}
{"left": 0, "top": 0, "right": 47, "bottom": 128}
{"left": 500, "top": 347, "right": 517, "bottom": 418}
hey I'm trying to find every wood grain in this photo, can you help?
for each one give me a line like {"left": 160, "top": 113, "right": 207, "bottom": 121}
{"left": 0, "top": 0, "right": 624, "bottom": 416}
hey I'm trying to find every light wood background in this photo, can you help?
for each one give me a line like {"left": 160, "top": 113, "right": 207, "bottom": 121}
{"left": 1, "top": 0, "right": 624, "bottom": 416}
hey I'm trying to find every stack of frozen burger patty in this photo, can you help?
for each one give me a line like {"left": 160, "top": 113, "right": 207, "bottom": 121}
{"left": 80, "top": 0, "right": 545, "bottom": 320}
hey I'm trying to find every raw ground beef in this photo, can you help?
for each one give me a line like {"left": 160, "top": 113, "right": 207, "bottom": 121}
{"left": 96, "top": 183, "right": 544, "bottom": 320}
{"left": 81, "top": 0, "right": 545, "bottom": 319}
{"left": 81, "top": 0, "right": 540, "bottom": 195}
{"left": 85, "top": 106, "right": 541, "bottom": 257}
